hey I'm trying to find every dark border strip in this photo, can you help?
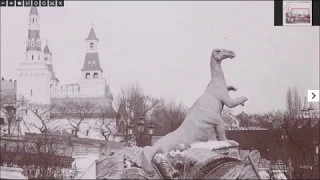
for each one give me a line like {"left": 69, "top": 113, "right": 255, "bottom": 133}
{"left": 274, "top": 0, "right": 283, "bottom": 26}
{"left": 312, "top": 0, "right": 320, "bottom": 26}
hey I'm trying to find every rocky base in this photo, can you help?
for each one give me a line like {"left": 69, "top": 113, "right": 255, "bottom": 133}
{"left": 96, "top": 141, "right": 261, "bottom": 180}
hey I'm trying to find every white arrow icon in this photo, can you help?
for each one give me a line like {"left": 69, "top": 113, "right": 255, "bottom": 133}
{"left": 308, "top": 90, "right": 319, "bottom": 102}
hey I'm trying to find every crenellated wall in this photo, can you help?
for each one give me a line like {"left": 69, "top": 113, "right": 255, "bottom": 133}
{"left": 51, "top": 84, "right": 81, "bottom": 97}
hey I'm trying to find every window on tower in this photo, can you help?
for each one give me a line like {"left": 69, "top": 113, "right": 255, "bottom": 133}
{"left": 30, "top": 89, "right": 33, "bottom": 96}
{"left": 93, "top": 72, "right": 98, "bottom": 79}
{"left": 44, "top": 57, "right": 48, "bottom": 61}
{"left": 38, "top": 55, "right": 40, "bottom": 60}
{"left": 33, "top": 18, "right": 34, "bottom": 23}
{"left": 90, "top": 43, "right": 94, "bottom": 49}
{"left": 88, "top": 61, "right": 91, "bottom": 66}
{"left": 92, "top": 60, "right": 96, "bottom": 66}
{"left": 32, "top": 55, "right": 34, "bottom": 60}
{"left": 86, "top": 73, "right": 90, "bottom": 79}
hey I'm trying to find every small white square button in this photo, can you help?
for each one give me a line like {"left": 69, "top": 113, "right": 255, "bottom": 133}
{"left": 308, "top": 90, "right": 319, "bottom": 102}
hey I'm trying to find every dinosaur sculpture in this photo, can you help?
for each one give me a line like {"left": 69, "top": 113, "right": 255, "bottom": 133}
{"left": 141, "top": 48, "right": 248, "bottom": 176}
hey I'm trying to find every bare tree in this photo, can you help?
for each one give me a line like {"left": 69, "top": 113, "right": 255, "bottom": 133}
{"left": 57, "top": 100, "right": 97, "bottom": 137}
{"left": 0, "top": 134, "right": 73, "bottom": 179}
{"left": 93, "top": 106, "right": 117, "bottom": 140}
{"left": 0, "top": 95, "right": 27, "bottom": 134}
{"left": 24, "top": 102, "right": 57, "bottom": 134}
{"left": 286, "top": 87, "right": 293, "bottom": 117}
{"left": 115, "top": 83, "right": 161, "bottom": 145}
{"left": 292, "top": 86, "right": 302, "bottom": 116}
{"left": 237, "top": 110, "right": 285, "bottom": 130}
{"left": 150, "top": 99, "right": 187, "bottom": 135}
{"left": 286, "top": 86, "right": 302, "bottom": 118}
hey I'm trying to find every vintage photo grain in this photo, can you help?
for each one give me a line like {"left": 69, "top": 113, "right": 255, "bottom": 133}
{"left": 0, "top": 1, "right": 319, "bottom": 179}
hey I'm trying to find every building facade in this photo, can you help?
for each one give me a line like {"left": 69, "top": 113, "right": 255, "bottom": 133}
{"left": 0, "top": 7, "right": 115, "bottom": 140}
{"left": 16, "top": 7, "right": 114, "bottom": 105}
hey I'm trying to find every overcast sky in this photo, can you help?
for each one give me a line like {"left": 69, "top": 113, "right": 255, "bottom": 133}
{"left": 1, "top": 1, "right": 319, "bottom": 114}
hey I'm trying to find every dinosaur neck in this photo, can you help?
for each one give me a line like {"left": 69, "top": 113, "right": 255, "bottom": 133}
{"left": 210, "top": 60, "right": 226, "bottom": 83}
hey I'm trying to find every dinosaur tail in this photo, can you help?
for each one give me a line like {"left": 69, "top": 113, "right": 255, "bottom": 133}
{"left": 141, "top": 145, "right": 163, "bottom": 177}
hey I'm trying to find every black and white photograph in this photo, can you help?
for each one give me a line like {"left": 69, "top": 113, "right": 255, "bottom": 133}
{"left": 0, "top": 1, "right": 319, "bottom": 179}
{"left": 283, "top": 0, "right": 312, "bottom": 26}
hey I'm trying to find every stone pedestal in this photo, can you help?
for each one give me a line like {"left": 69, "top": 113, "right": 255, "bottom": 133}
{"left": 96, "top": 141, "right": 261, "bottom": 179}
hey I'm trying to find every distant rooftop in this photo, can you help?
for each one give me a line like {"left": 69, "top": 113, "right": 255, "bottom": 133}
{"left": 30, "top": 7, "right": 38, "bottom": 16}
{"left": 43, "top": 45, "right": 51, "bottom": 54}
{"left": 86, "top": 27, "right": 98, "bottom": 41}
{"left": 1, "top": 78, "right": 16, "bottom": 91}
{"left": 82, "top": 53, "right": 103, "bottom": 72}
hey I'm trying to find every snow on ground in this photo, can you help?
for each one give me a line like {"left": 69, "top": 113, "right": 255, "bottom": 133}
{"left": 0, "top": 166, "right": 28, "bottom": 179}
{"left": 72, "top": 154, "right": 100, "bottom": 179}
{"left": 190, "top": 140, "right": 238, "bottom": 149}
{"left": 259, "top": 170, "right": 270, "bottom": 179}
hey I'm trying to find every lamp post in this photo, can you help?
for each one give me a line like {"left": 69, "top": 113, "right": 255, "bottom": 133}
{"left": 127, "top": 117, "right": 154, "bottom": 147}
{"left": 127, "top": 124, "right": 134, "bottom": 146}
{"left": 137, "top": 117, "right": 145, "bottom": 146}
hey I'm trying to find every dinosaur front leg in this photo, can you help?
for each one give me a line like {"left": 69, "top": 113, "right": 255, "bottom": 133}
{"left": 208, "top": 129, "right": 218, "bottom": 141}
{"left": 201, "top": 113, "right": 228, "bottom": 141}
{"left": 227, "top": 85, "right": 238, "bottom": 92}
{"left": 222, "top": 93, "right": 248, "bottom": 108}
{"left": 216, "top": 124, "right": 228, "bottom": 141}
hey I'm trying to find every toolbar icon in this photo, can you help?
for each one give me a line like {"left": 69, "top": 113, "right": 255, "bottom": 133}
{"left": 41, "top": 0, "right": 48, "bottom": 6}
{"left": 8, "top": 0, "right": 15, "bottom": 6}
{"left": 33, "top": 0, "right": 40, "bottom": 6}
{"left": 24, "top": 0, "right": 32, "bottom": 6}
{"left": 0, "top": 0, "right": 7, "bottom": 7}
{"left": 16, "top": 0, "right": 23, "bottom": 7}
{"left": 57, "top": 0, "right": 64, "bottom": 7}
{"left": 49, "top": 0, "right": 56, "bottom": 7}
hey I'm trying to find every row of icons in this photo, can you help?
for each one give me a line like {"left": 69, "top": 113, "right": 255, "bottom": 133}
{"left": 0, "top": 0, "right": 64, "bottom": 7}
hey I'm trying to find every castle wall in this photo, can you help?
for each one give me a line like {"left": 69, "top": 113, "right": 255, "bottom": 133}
{"left": 16, "top": 65, "right": 51, "bottom": 104}
{"left": 51, "top": 84, "right": 81, "bottom": 98}
{"left": 79, "top": 78, "right": 107, "bottom": 97}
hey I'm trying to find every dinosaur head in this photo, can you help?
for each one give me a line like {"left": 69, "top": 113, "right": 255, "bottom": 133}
{"left": 211, "top": 48, "right": 236, "bottom": 62}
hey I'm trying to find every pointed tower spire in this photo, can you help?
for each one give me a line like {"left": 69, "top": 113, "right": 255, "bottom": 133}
{"left": 26, "top": 7, "right": 41, "bottom": 53}
{"left": 86, "top": 25, "right": 98, "bottom": 41}
{"left": 82, "top": 26, "right": 103, "bottom": 78}
{"left": 302, "top": 96, "right": 309, "bottom": 111}
{"left": 309, "top": 102, "right": 315, "bottom": 110}
{"left": 43, "top": 45, "right": 51, "bottom": 55}
{"left": 30, "top": 7, "right": 38, "bottom": 16}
